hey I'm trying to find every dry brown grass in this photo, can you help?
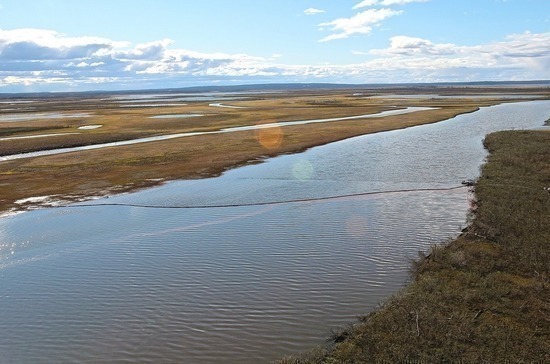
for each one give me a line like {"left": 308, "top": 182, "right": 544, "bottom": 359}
{"left": 0, "top": 88, "right": 547, "bottom": 215}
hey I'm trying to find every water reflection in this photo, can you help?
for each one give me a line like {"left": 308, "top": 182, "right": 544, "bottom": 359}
{"left": 0, "top": 101, "right": 549, "bottom": 363}
{"left": 78, "top": 125, "right": 103, "bottom": 130}
{"left": 209, "top": 103, "right": 248, "bottom": 109}
{"left": 0, "top": 112, "right": 91, "bottom": 122}
{"left": 0, "top": 191, "right": 468, "bottom": 363}
{"left": 149, "top": 114, "right": 204, "bottom": 119}
{"left": 119, "top": 103, "right": 187, "bottom": 108}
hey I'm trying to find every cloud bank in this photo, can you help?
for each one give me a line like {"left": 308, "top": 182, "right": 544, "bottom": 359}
{"left": 0, "top": 28, "right": 548, "bottom": 91}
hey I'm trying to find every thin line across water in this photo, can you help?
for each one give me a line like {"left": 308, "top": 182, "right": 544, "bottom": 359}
{"left": 65, "top": 185, "right": 467, "bottom": 210}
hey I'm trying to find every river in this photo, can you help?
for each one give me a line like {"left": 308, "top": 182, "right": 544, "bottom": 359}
{"left": 0, "top": 101, "right": 549, "bottom": 363}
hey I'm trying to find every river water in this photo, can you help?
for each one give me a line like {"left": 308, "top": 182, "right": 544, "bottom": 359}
{"left": 0, "top": 101, "right": 549, "bottom": 363}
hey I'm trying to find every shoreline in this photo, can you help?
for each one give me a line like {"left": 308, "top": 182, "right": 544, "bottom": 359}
{"left": 0, "top": 104, "right": 484, "bottom": 216}
{"left": 280, "top": 128, "right": 550, "bottom": 362}
{"left": 0, "top": 93, "right": 547, "bottom": 216}
{"left": 2, "top": 90, "right": 548, "bottom": 361}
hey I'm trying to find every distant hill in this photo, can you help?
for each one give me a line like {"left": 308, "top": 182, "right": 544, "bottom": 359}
{"left": 1, "top": 80, "right": 548, "bottom": 99}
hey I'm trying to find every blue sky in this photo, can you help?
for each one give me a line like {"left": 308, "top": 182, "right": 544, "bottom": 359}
{"left": 0, "top": 0, "right": 548, "bottom": 92}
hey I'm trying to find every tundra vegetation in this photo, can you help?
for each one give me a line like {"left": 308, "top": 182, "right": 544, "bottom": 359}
{"left": 1, "top": 86, "right": 548, "bottom": 215}
{"left": 1, "top": 86, "right": 549, "bottom": 361}
{"left": 279, "top": 129, "right": 550, "bottom": 363}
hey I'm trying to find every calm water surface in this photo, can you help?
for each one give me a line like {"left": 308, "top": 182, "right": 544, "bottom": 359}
{"left": 0, "top": 112, "right": 91, "bottom": 122}
{"left": 149, "top": 114, "right": 204, "bottom": 119}
{"left": 0, "top": 101, "right": 549, "bottom": 363}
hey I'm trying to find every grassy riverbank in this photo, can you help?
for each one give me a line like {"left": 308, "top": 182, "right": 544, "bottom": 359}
{"left": 281, "top": 130, "right": 550, "bottom": 363}
{"left": 2, "top": 88, "right": 522, "bottom": 215}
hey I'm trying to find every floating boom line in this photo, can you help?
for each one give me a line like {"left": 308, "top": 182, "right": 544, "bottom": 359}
{"left": 63, "top": 185, "right": 469, "bottom": 210}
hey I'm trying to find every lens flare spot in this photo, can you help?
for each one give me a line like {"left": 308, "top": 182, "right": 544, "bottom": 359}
{"left": 292, "top": 159, "right": 314, "bottom": 180}
{"left": 346, "top": 215, "right": 369, "bottom": 239}
{"left": 255, "top": 125, "right": 284, "bottom": 150}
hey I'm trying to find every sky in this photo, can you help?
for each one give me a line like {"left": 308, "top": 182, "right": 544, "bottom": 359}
{"left": 0, "top": 0, "right": 548, "bottom": 92}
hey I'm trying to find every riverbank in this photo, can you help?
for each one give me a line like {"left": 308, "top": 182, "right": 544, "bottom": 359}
{"left": 280, "top": 129, "right": 550, "bottom": 362}
{"left": 1, "top": 89, "right": 517, "bottom": 215}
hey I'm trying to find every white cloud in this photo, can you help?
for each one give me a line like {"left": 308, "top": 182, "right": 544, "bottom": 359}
{"left": 113, "top": 39, "right": 172, "bottom": 61}
{"left": 0, "top": 28, "right": 273, "bottom": 89}
{"left": 287, "top": 31, "right": 549, "bottom": 83}
{"left": 363, "top": 32, "right": 550, "bottom": 78}
{"left": 318, "top": 8, "right": 402, "bottom": 42}
{"left": 370, "top": 32, "right": 550, "bottom": 62}
{"left": 304, "top": 8, "right": 325, "bottom": 16}
{"left": 0, "top": 27, "right": 548, "bottom": 91}
{"left": 0, "top": 28, "right": 116, "bottom": 61}
{"left": 354, "top": 0, "right": 430, "bottom": 9}
{"left": 353, "top": 0, "right": 379, "bottom": 9}
{"left": 370, "top": 36, "right": 460, "bottom": 56}
{"left": 496, "top": 32, "right": 550, "bottom": 58}
{"left": 379, "top": 0, "right": 430, "bottom": 5}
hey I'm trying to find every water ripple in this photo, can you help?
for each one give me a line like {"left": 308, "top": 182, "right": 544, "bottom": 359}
{"left": 1, "top": 101, "right": 549, "bottom": 363}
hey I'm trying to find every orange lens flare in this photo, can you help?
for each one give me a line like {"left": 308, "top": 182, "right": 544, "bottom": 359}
{"left": 255, "top": 125, "right": 284, "bottom": 150}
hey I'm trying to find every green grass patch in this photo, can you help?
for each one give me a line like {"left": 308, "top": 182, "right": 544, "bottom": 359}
{"left": 280, "top": 130, "right": 550, "bottom": 363}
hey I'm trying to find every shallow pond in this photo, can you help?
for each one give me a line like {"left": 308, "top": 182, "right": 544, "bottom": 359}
{"left": 149, "top": 114, "right": 204, "bottom": 119}
{"left": 0, "top": 107, "right": 434, "bottom": 161}
{"left": 0, "top": 101, "right": 549, "bottom": 363}
{"left": 0, "top": 112, "right": 91, "bottom": 122}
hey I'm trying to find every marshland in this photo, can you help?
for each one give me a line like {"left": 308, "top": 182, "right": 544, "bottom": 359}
{"left": 1, "top": 86, "right": 547, "bottom": 215}
{"left": 1, "top": 85, "right": 549, "bottom": 362}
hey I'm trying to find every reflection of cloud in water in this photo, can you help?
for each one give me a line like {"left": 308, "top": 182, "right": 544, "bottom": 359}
{"left": 119, "top": 104, "right": 187, "bottom": 108}
{"left": 149, "top": 114, "right": 203, "bottom": 119}
{"left": 0, "top": 101, "right": 35, "bottom": 104}
{"left": 78, "top": 125, "right": 103, "bottom": 130}
{"left": 209, "top": 103, "right": 247, "bottom": 109}
{"left": 0, "top": 112, "right": 91, "bottom": 122}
